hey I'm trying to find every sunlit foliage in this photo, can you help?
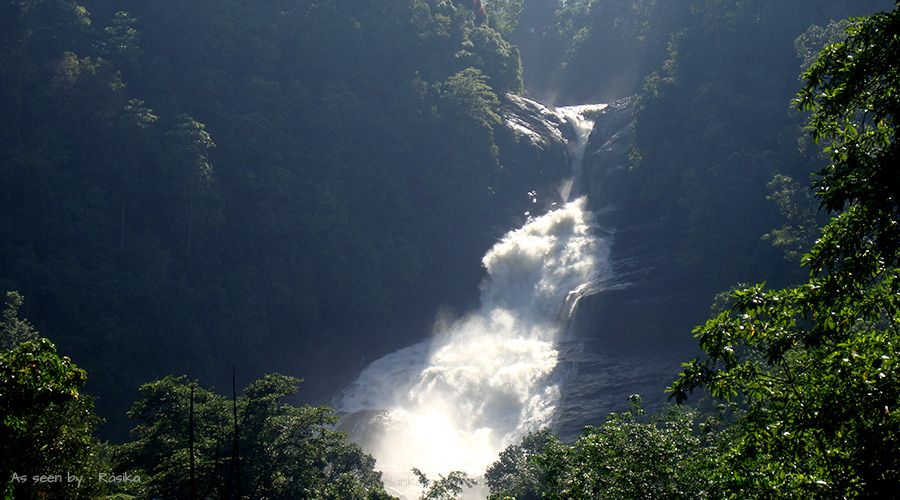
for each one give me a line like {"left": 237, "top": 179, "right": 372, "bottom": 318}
{"left": 671, "top": 4, "right": 900, "bottom": 496}
{"left": 0, "top": 293, "right": 104, "bottom": 499}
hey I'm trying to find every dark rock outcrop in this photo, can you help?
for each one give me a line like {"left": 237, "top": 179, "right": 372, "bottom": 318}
{"left": 494, "top": 94, "right": 572, "bottom": 213}
{"left": 569, "top": 97, "right": 704, "bottom": 356}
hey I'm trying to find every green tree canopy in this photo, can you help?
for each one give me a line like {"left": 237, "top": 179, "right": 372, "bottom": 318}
{"left": 0, "top": 291, "right": 37, "bottom": 350}
{"left": 485, "top": 399, "right": 724, "bottom": 499}
{"left": 118, "top": 374, "right": 394, "bottom": 499}
{"left": 1, "top": 293, "right": 103, "bottom": 499}
{"left": 670, "top": 3, "right": 900, "bottom": 496}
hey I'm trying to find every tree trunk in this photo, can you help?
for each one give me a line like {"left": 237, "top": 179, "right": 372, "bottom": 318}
{"left": 231, "top": 368, "right": 241, "bottom": 499}
{"left": 120, "top": 191, "right": 126, "bottom": 251}
{"left": 189, "top": 384, "right": 196, "bottom": 500}
{"left": 186, "top": 193, "right": 194, "bottom": 257}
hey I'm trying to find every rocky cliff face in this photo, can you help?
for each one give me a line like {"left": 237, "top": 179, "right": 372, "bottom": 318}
{"left": 581, "top": 97, "right": 637, "bottom": 217}
{"left": 545, "top": 99, "right": 705, "bottom": 435}
{"left": 494, "top": 94, "right": 572, "bottom": 213}
{"left": 549, "top": 97, "right": 702, "bottom": 355}
{"left": 501, "top": 94, "right": 570, "bottom": 150}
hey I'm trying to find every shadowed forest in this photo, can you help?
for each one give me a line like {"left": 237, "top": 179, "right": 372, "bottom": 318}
{"left": 2, "top": 0, "right": 898, "bottom": 498}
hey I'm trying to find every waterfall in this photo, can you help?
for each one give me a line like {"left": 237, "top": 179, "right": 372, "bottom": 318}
{"left": 557, "top": 104, "right": 607, "bottom": 201}
{"left": 336, "top": 101, "right": 609, "bottom": 499}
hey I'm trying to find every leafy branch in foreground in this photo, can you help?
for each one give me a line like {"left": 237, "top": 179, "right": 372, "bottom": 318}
{"left": 670, "top": 4, "right": 900, "bottom": 497}
{"left": 412, "top": 468, "right": 477, "bottom": 500}
{"left": 1, "top": 292, "right": 104, "bottom": 499}
{"left": 485, "top": 397, "right": 729, "bottom": 499}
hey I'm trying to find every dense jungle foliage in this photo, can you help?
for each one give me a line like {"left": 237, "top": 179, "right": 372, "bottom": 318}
{"left": 1, "top": 0, "right": 524, "bottom": 437}
{"left": 2, "top": 0, "right": 898, "bottom": 498}
{"left": 2, "top": 296, "right": 394, "bottom": 499}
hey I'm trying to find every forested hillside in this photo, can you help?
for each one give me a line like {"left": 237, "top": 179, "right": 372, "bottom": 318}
{"left": 2, "top": 0, "right": 899, "bottom": 498}
{"left": 1, "top": 0, "right": 524, "bottom": 436}
{"left": 625, "top": 0, "right": 891, "bottom": 288}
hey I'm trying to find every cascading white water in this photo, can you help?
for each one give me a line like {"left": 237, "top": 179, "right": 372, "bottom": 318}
{"left": 557, "top": 104, "right": 607, "bottom": 202}
{"left": 337, "top": 101, "right": 609, "bottom": 499}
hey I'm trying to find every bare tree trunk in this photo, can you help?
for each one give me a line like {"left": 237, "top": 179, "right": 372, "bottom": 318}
{"left": 189, "top": 383, "right": 196, "bottom": 500}
{"left": 186, "top": 193, "right": 194, "bottom": 257}
{"left": 206, "top": 431, "right": 223, "bottom": 499}
{"left": 120, "top": 191, "right": 126, "bottom": 251}
{"left": 231, "top": 368, "right": 241, "bottom": 499}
